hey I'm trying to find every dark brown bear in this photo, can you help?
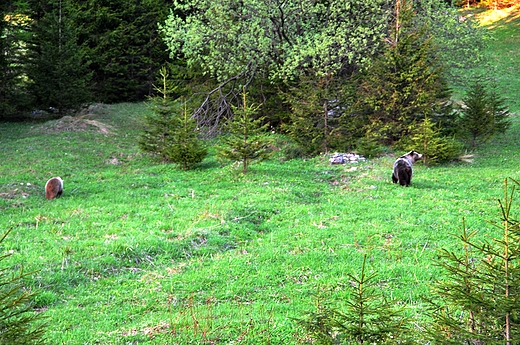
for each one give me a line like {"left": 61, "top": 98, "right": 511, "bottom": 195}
{"left": 392, "top": 151, "right": 422, "bottom": 186}
{"left": 45, "top": 177, "right": 63, "bottom": 200}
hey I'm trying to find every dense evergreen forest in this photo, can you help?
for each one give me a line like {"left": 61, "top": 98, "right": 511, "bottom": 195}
{"left": 0, "top": 0, "right": 517, "bottom": 153}
{"left": 1, "top": 0, "right": 172, "bottom": 118}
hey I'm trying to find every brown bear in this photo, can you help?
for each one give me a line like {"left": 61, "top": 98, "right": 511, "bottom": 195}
{"left": 45, "top": 177, "right": 63, "bottom": 200}
{"left": 392, "top": 151, "right": 422, "bottom": 186}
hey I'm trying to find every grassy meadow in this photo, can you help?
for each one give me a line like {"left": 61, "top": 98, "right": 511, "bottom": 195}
{"left": 0, "top": 8, "right": 519, "bottom": 345}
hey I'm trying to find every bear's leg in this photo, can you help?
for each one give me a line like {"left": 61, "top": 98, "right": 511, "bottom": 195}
{"left": 399, "top": 171, "right": 409, "bottom": 186}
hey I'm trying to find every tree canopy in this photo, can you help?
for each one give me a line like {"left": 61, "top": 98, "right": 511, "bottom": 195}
{"left": 160, "top": 0, "right": 487, "bottom": 144}
{"left": 161, "top": 0, "right": 392, "bottom": 84}
{"left": 161, "top": 0, "right": 486, "bottom": 85}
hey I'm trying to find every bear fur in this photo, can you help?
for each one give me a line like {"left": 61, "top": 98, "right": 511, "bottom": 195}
{"left": 392, "top": 151, "right": 422, "bottom": 186}
{"left": 45, "top": 177, "right": 63, "bottom": 200}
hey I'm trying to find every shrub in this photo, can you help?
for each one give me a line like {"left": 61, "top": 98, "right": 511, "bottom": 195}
{"left": 355, "top": 133, "right": 385, "bottom": 159}
{"left": 282, "top": 74, "right": 357, "bottom": 157}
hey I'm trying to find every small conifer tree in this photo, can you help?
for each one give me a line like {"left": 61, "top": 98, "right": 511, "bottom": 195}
{"left": 139, "top": 67, "right": 207, "bottom": 169}
{"left": 298, "top": 255, "right": 412, "bottom": 344}
{"left": 428, "top": 178, "right": 520, "bottom": 344}
{"left": 216, "top": 91, "right": 273, "bottom": 172}
{"left": 399, "top": 117, "right": 463, "bottom": 165}
{"left": 457, "top": 77, "right": 511, "bottom": 148}
{"left": 0, "top": 230, "right": 47, "bottom": 345}
{"left": 165, "top": 101, "right": 208, "bottom": 170}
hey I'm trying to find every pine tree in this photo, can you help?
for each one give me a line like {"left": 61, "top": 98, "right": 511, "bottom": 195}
{"left": 139, "top": 67, "right": 207, "bottom": 169}
{"left": 165, "top": 102, "right": 208, "bottom": 170}
{"left": 428, "top": 178, "right": 520, "bottom": 344}
{"left": 488, "top": 81, "right": 511, "bottom": 135}
{"left": 0, "top": 230, "right": 47, "bottom": 345}
{"left": 357, "top": 0, "right": 453, "bottom": 144}
{"left": 457, "top": 78, "right": 493, "bottom": 148}
{"left": 216, "top": 91, "right": 273, "bottom": 172}
{"left": 26, "top": 0, "right": 91, "bottom": 115}
{"left": 457, "top": 77, "right": 511, "bottom": 148}
{"left": 298, "top": 255, "right": 412, "bottom": 344}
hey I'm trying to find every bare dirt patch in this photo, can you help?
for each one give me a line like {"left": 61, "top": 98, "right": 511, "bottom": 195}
{"left": 0, "top": 182, "right": 39, "bottom": 200}
{"left": 34, "top": 104, "right": 115, "bottom": 135}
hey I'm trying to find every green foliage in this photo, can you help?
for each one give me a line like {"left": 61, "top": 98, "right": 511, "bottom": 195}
{"left": 159, "top": 0, "right": 392, "bottom": 137}
{"left": 355, "top": 134, "right": 385, "bottom": 159}
{"left": 398, "top": 117, "right": 463, "bottom": 165}
{"left": 160, "top": 0, "right": 481, "bottom": 139}
{"left": 457, "top": 77, "right": 511, "bottom": 148}
{"left": 161, "top": 0, "right": 390, "bottom": 83}
{"left": 357, "top": 0, "right": 453, "bottom": 144}
{"left": 298, "top": 255, "right": 412, "bottom": 344}
{"left": 216, "top": 92, "right": 273, "bottom": 172}
{"left": 0, "top": 230, "right": 47, "bottom": 345}
{"left": 165, "top": 103, "right": 208, "bottom": 170}
{"left": 428, "top": 178, "right": 520, "bottom": 344}
{"left": 421, "top": 0, "right": 489, "bottom": 86}
{"left": 283, "top": 76, "right": 340, "bottom": 156}
{"left": 1, "top": 0, "right": 172, "bottom": 112}
{"left": 139, "top": 68, "right": 207, "bottom": 168}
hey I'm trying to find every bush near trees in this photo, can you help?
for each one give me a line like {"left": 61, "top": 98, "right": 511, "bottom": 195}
{"left": 298, "top": 255, "right": 413, "bottom": 344}
{"left": 159, "top": 0, "right": 484, "bottom": 156}
{"left": 398, "top": 117, "right": 463, "bottom": 166}
{"left": 160, "top": 0, "right": 481, "bottom": 143}
{"left": 160, "top": 0, "right": 392, "bottom": 139}
{"left": 139, "top": 98, "right": 207, "bottom": 168}
{"left": 283, "top": 75, "right": 344, "bottom": 157}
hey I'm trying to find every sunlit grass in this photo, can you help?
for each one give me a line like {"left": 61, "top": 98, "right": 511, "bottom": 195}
{"left": 458, "top": 5, "right": 520, "bottom": 112}
{"left": 474, "top": 4, "right": 520, "bottom": 27}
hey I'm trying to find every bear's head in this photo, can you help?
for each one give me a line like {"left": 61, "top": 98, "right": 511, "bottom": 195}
{"left": 405, "top": 151, "right": 423, "bottom": 163}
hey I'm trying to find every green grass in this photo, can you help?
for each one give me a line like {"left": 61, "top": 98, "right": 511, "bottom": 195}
{"left": 0, "top": 10, "right": 519, "bottom": 344}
